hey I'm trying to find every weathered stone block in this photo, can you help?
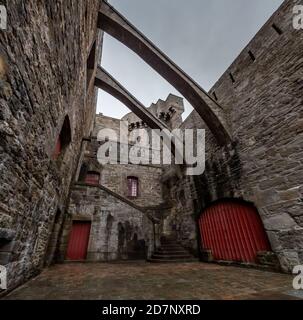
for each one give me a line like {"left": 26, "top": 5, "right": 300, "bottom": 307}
{"left": 201, "top": 250, "right": 213, "bottom": 262}
{"left": 256, "top": 251, "right": 280, "bottom": 270}
{"left": 263, "top": 214, "right": 297, "bottom": 231}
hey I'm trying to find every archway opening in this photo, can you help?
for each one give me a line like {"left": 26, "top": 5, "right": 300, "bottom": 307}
{"left": 198, "top": 200, "right": 272, "bottom": 264}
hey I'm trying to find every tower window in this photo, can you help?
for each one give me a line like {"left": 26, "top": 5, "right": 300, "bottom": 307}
{"left": 248, "top": 50, "right": 256, "bottom": 62}
{"left": 127, "top": 176, "right": 139, "bottom": 198}
{"left": 229, "top": 72, "right": 236, "bottom": 84}
{"left": 272, "top": 23, "right": 283, "bottom": 35}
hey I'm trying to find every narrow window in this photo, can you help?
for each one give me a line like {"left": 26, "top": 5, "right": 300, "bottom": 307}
{"left": 53, "top": 115, "right": 72, "bottom": 160}
{"left": 229, "top": 72, "right": 235, "bottom": 84}
{"left": 127, "top": 177, "right": 139, "bottom": 198}
{"left": 272, "top": 23, "right": 283, "bottom": 35}
{"left": 248, "top": 50, "right": 256, "bottom": 62}
{"left": 212, "top": 91, "right": 218, "bottom": 101}
{"left": 85, "top": 171, "right": 100, "bottom": 186}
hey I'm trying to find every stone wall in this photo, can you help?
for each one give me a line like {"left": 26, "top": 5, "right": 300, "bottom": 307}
{"left": 0, "top": 0, "right": 102, "bottom": 290}
{"left": 62, "top": 111, "right": 165, "bottom": 262}
{"left": 166, "top": 0, "right": 303, "bottom": 272}
{"left": 64, "top": 184, "right": 155, "bottom": 261}
{"left": 79, "top": 114, "right": 165, "bottom": 208}
{"left": 101, "top": 164, "right": 164, "bottom": 208}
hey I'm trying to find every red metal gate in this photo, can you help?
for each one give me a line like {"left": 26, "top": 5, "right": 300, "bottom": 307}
{"left": 199, "top": 201, "right": 271, "bottom": 263}
{"left": 66, "top": 221, "right": 91, "bottom": 260}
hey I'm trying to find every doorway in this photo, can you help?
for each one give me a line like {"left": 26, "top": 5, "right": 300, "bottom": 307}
{"left": 199, "top": 200, "right": 271, "bottom": 263}
{"left": 66, "top": 221, "right": 91, "bottom": 261}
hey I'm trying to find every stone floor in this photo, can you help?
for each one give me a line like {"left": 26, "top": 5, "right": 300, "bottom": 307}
{"left": 3, "top": 262, "right": 303, "bottom": 300}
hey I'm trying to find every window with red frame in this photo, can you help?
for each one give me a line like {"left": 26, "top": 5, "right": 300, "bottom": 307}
{"left": 85, "top": 171, "right": 100, "bottom": 186}
{"left": 127, "top": 177, "right": 139, "bottom": 198}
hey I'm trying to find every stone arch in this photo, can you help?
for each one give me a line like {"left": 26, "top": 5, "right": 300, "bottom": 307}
{"left": 95, "top": 67, "right": 184, "bottom": 162}
{"left": 98, "top": 1, "right": 231, "bottom": 146}
{"left": 198, "top": 199, "right": 278, "bottom": 267}
{"left": 95, "top": 67, "right": 168, "bottom": 131}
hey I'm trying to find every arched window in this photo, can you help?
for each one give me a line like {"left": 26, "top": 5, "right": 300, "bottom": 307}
{"left": 127, "top": 176, "right": 139, "bottom": 198}
{"left": 53, "top": 115, "right": 72, "bottom": 160}
{"left": 85, "top": 171, "right": 100, "bottom": 185}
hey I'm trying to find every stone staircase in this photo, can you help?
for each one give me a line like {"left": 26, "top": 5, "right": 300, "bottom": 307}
{"left": 148, "top": 236, "right": 197, "bottom": 263}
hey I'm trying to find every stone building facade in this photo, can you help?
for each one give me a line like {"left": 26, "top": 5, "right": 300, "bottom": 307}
{"left": 0, "top": 0, "right": 302, "bottom": 294}
{"left": 164, "top": 0, "right": 303, "bottom": 272}
{"left": 0, "top": 0, "right": 102, "bottom": 290}
{"left": 60, "top": 95, "right": 184, "bottom": 262}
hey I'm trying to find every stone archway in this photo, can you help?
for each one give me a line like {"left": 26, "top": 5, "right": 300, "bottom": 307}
{"left": 97, "top": 0, "right": 231, "bottom": 146}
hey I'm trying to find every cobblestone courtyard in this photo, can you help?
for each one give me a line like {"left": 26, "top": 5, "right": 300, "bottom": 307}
{"left": 3, "top": 262, "right": 302, "bottom": 300}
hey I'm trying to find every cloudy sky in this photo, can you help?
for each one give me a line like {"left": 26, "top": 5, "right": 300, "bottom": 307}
{"left": 97, "top": 0, "right": 284, "bottom": 120}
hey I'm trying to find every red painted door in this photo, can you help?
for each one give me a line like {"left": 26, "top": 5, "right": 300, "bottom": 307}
{"left": 66, "top": 221, "right": 91, "bottom": 260}
{"left": 199, "top": 201, "right": 271, "bottom": 263}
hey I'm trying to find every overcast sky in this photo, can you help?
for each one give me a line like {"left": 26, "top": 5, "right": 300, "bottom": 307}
{"left": 97, "top": 0, "right": 284, "bottom": 120}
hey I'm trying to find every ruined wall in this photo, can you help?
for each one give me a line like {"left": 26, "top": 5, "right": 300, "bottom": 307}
{"left": 0, "top": 0, "right": 102, "bottom": 290}
{"left": 167, "top": 0, "right": 303, "bottom": 271}
{"left": 65, "top": 185, "right": 154, "bottom": 261}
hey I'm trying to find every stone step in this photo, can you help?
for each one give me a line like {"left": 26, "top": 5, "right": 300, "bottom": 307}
{"left": 159, "top": 246, "right": 185, "bottom": 251}
{"left": 155, "top": 250, "right": 189, "bottom": 255}
{"left": 149, "top": 238, "right": 197, "bottom": 264}
{"left": 148, "top": 258, "right": 198, "bottom": 264}
{"left": 151, "top": 254, "right": 193, "bottom": 260}
{"left": 160, "top": 244, "right": 183, "bottom": 249}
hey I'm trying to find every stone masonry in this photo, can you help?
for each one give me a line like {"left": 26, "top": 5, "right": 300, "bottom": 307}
{"left": 0, "top": 0, "right": 102, "bottom": 290}
{"left": 165, "top": 0, "right": 303, "bottom": 272}
{"left": 62, "top": 95, "right": 185, "bottom": 262}
{"left": 0, "top": 0, "right": 302, "bottom": 295}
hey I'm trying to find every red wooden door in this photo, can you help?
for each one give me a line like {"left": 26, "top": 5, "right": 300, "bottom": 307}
{"left": 199, "top": 201, "right": 271, "bottom": 263}
{"left": 66, "top": 221, "right": 91, "bottom": 260}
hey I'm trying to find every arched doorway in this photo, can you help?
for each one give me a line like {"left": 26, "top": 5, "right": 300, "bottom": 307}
{"left": 198, "top": 200, "right": 271, "bottom": 263}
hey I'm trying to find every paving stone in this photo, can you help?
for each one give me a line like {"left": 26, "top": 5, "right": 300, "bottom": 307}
{"left": 3, "top": 262, "right": 297, "bottom": 300}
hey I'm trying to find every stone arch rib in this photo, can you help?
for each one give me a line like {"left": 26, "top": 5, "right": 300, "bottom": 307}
{"left": 98, "top": 0, "right": 231, "bottom": 145}
{"left": 95, "top": 67, "right": 183, "bottom": 161}
{"left": 95, "top": 66, "right": 168, "bottom": 130}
